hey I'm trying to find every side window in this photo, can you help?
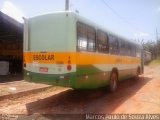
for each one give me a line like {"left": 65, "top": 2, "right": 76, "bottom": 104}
{"left": 109, "top": 34, "right": 114, "bottom": 54}
{"left": 115, "top": 38, "right": 119, "bottom": 54}
{"left": 120, "top": 39, "right": 125, "bottom": 55}
{"left": 127, "top": 42, "right": 135, "bottom": 56}
{"left": 131, "top": 45, "right": 136, "bottom": 57}
{"left": 77, "top": 22, "right": 87, "bottom": 51}
{"left": 125, "top": 42, "right": 130, "bottom": 56}
{"left": 127, "top": 43, "right": 131, "bottom": 56}
{"left": 87, "top": 26, "right": 96, "bottom": 52}
{"left": 120, "top": 40, "right": 132, "bottom": 56}
{"left": 109, "top": 34, "right": 119, "bottom": 55}
{"left": 77, "top": 22, "right": 96, "bottom": 52}
{"left": 133, "top": 46, "right": 137, "bottom": 57}
{"left": 119, "top": 40, "right": 137, "bottom": 57}
{"left": 97, "top": 30, "right": 108, "bottom": 53}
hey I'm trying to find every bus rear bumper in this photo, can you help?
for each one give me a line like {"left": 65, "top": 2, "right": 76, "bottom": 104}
{"left": 24, "top": 70, "right": 75, "bottom": 87}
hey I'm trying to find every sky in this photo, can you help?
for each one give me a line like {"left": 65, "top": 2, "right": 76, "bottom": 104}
{"left": 0, "top": 0, "right": 160, "bottom": 43}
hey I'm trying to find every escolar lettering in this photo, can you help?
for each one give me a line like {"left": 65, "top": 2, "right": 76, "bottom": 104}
{"left": 33, "top": 55, "right": 54, "bottom": 61}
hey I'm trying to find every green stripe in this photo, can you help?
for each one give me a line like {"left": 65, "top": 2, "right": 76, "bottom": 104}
{"left": 24, "top": 65, "right": 137, "bottom": 89}
{"left": 75, "top": 65, "right": 109, "bottom": 89}
{"left": 77, "top": 65, "right": 103, "bottom": 75}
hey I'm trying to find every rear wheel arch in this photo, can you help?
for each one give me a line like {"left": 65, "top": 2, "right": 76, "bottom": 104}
{"left": 109, "top": 67, "right": 119, "bottom": 92}
{"left": 111, "top": 67, "right": 119, "bottom": 80}
{"left": 137, "top": 66, "right": 141, "bottom": 75}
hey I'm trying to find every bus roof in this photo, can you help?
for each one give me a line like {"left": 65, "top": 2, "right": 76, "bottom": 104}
{"left": 28, "top": 11, "right": 141, "bottom": 47}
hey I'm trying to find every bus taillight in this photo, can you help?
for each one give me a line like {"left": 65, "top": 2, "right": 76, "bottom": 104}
{"left": 67, "top": 65, "right": 72, "bottom": 71}
{"left": 67, "top": 56, "right": 72, "bottom": 71}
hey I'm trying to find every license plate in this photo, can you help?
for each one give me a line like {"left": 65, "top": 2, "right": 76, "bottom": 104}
{"left": 39, "top": 67, "right": 48, "bottom": 72}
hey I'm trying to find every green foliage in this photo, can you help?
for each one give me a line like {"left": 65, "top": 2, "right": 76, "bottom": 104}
{"left": 148, "top": 59, "right": 160, "bottom": 66}
{"left": 143, "top": 40, "right": 160, "bottom": 59}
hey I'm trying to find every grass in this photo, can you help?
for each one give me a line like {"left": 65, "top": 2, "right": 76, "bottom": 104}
{"left": 148, "top": 59, "right": 160, "bottom": 66}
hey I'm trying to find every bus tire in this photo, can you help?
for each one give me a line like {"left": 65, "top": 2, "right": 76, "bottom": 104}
{"left": 135, "top": 67, "right": 140, "bottom": 80}
{"left": 109, "top": 71, "right": 118, "bottom": 92}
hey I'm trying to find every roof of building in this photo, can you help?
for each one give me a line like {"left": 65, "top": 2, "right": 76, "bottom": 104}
{"left": 0, "top": 11, "right": 23, "bottom": 41}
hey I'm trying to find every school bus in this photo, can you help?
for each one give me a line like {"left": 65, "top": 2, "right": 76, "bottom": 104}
{"left": 23, "top": 11, "right": 142, "bottom": 92}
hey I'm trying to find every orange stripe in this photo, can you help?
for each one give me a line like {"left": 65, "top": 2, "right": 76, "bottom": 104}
{"left": 24, "top": 52, "right": 76, "bottom": 64}
{"left": 24, "top": 52, "right": 140, "bottom": 65}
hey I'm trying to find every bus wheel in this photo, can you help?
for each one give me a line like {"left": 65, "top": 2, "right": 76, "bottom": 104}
{"left": 135, "top": 67, "right": 140, "bottom": 80}
{"left": 109, "top": 72, "right": 118, "bottom": 92}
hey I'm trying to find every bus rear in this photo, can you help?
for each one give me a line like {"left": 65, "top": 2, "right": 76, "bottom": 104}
{"left": 23, "top": 12, "right": 77, "bottom": 87}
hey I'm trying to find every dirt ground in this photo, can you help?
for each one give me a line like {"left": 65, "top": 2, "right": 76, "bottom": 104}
{"left": 0, "top": 66, "right": 160, "bottom": 115}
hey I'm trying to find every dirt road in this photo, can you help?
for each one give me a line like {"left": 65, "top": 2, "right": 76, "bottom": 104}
{"left": 0, "top": 66, "right": 160, "bottom": 115}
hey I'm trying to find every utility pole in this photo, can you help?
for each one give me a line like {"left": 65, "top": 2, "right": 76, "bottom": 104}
{"left": 65, "top": 0, "right": 69, "bottom": 11}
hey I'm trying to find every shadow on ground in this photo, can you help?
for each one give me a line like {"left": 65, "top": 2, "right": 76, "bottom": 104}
{"left": 0, "top": 74, "right": 23, "bottom": 83}
{"left": 26, "top": 76, "right": 152, "bottom": 116}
